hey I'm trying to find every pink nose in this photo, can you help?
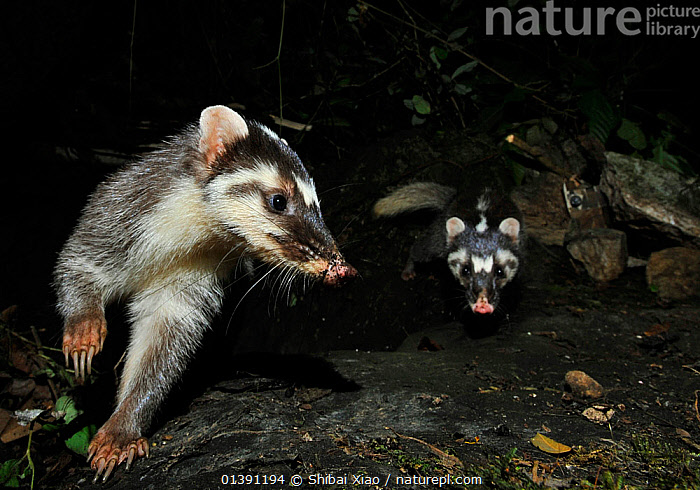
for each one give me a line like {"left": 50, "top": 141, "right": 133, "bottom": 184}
{"left": 323, "top": 260, "right": 357, "bottom": 287}
{"left": 472, "top": 297, "right": 494, "bottom": 315}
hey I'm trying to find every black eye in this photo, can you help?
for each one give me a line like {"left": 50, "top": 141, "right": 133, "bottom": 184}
{"left": 462, "top": 265, "right": 471, "bottom": 276}
{"left": 270, "top": 194, "right": 287, "bottom": 212}
{"left": 495, "top": 267, "right": 505, "bottom": 278}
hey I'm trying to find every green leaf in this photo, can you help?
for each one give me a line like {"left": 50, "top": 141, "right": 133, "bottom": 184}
{"left": 429, "top": 46, "right": 448, "bottom": 69}
{"left": 617, "top": 118, "right": 647, "bottom": 150}
{"left": 453, "top": 83, "right": 472, "bottom": 95}
{"left": 652, "top": 145, "right": 683, "bottom": 173}
{"left": 447, "top": 27, "right": 468, "bottom": 42}
{"left": 451, "top": 61, "right": 478, "bottom": 80}
{"left": 578, "top": 90, "right": 619, "bottom": 144}
{"left": 65, "top": 425, "right": 97, "bottom": 456}
{"left": 411, "top": 95, "right": 431, "bottom": 115}
{"left": 411, "top": 115, "right": 426, "bottom": 126}
{"left": 0, "top": 459, "right": 21, "bottom": 487}
{"left": 347, "top": 7, "right": 359, "bottom": 22}
{"left": 55, "top": 396, "right": 82, "bottom": 424}
{"left": 511, "top": 160, "right": 527, "bottom": 186}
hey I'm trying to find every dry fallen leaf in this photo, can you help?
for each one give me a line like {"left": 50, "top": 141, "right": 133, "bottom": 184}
{"left": 582, "top": 406, "right": 615, "bottom": 424}
{"left": 644, "top": 322, "right": 670, "bottom": 337}
{"left": 531, "top": 433, "right": 572, "bottom": 454}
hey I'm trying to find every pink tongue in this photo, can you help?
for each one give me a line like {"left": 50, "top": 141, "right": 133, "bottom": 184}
{"left": 473, "top": 300, "right": 494, "bottom": 315}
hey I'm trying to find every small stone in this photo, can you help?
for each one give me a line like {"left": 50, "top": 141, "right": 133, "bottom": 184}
{"left": 565, "top": 370, "right": 604, "bottom": 398}
{"left": 646, "top": 247, "right": 700, "bottom": 301}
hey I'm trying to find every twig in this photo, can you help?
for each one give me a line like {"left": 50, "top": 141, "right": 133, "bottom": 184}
{"left": 254, "top": 0, "right": 287, "bottom": 125}
{"left": 683, "top": 364, "right": 700, "bottom": 376}
{"left": 388, "top": 427, "right": 464, "bottom": 469}
{"left": 268, "top": 115, "right": 312, "bottom": 131}
{"left": 30, "top": 326, "right": 59, "bottom": 401}
{"left": 506, "top": 134, "right": 571, "bottom": 177}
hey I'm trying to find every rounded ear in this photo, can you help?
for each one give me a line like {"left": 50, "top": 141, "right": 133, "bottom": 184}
{"left": 199, "top": 105, "right": 249, "bottom": 168}
{"left": 446, "top": 217, "right": 465, "bottom": 244}
{"left": 499, "top": 217, "right": 521, "bottom": 243}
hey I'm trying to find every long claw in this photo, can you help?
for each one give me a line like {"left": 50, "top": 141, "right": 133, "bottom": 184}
{"left": 93, "top": 458, "right": 106, "bottom": 483}
{"left": 87, "top": 346, "right": 96, "bottom": 375}
{"left": 87, "top": 445, "right": 96, "bottom": 462}
{"left": 126, "top": 447, "right": 135, "bottom": 470}
{"left": 80, "top": 350, "right": 87, "bottom": 379}
{"left": 103, "top": 459, "right": 117, "bottom": 482}
{"left": 72, "top": 351, "right": 79, "bottom": 379}
{"left": 63, "top": 346, "right": 69, "bottom": 367}
{"left": 144, "top": 442, "right": 150, "bottom": 458}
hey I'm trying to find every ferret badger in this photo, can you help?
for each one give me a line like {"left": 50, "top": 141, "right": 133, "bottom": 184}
{"left": 373, "top": 182, "right": 523, "bottom": 316}
{"left": 54, "top": 105, "right": 356, "bottom": 481}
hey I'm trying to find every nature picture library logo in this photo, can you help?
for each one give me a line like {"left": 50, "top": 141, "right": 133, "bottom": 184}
{"left": 485, "top": 1, "right": 700, "bottom": 38}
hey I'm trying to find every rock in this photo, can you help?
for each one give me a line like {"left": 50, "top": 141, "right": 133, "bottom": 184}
{"left": 566, "top": 228, "right": 628, "bottom": 282}
{"left": 511, "top": 172, "right": 570, "bottom": 246}
{"left": 599, "top": 152, "right": 700, "bottom": 247}
{"left": 565, "top": 370, "right": 604, "bottom": 399}
{"left": 646, "top": 247, "right": 700, "bottom": 301}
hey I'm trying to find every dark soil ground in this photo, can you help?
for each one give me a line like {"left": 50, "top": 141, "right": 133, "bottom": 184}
{"left": 2, "top": 128, "right": 699, "bottom": 489}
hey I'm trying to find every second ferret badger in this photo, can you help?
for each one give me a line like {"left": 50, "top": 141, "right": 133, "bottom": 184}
{"left": 374, "top": 182, "right": 523, "bottom": 316}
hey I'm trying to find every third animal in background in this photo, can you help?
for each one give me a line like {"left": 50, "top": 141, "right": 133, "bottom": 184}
{"left": 373, "top": 182, "right": 523, "bottom": 318}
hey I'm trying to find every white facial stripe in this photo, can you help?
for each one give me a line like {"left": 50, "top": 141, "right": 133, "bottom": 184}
{"left": 496, "top": 248, "right": 517, "bottom": 265}
{"left": 496, "top": 249, "right": 519, "bottom": 282}
{"left": 220, "top": 161, "right": 281, "bottom": 190}
{"left": 294, "top": 174, "right": 319, "bottom": 207}
{"left": 476, "top": 194, "right": 490, "bottom": 212}
{"left": 448, "top": 248, "right": 468, "bottom": 264}
{"left": 472, "top": 255, "right": 493, "bottom": 274}
{"left": 475, "top": 215, "right": 488, "bottom": 233}
{"left": 447, "top": 248, "right": 467, "bottom": 277}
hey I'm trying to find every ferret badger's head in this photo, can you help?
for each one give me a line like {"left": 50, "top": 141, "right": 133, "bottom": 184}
{"left": 196, "top": 105, "right": 356, "bottom": 286}
{"left": 445, "top": 216, "right": 521, "bottom": 315}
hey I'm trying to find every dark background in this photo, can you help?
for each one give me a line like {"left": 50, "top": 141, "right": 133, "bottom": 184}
{"left": 2, "top": 2, "right": 700, "bottom": 487}
{"left": 2, "top": 0, "right": 698, "bottom": 354}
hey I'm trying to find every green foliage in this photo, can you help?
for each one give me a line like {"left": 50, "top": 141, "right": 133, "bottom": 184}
{"left": 578, "top": 90, "right": 619, "bottom": 144}
{"left": 0, "top": 459, "right": 30, "bottom": 487}
{"left": 65, "top": 425, "right": 97, "bottom": 456}
{"left": 617, "top": 118, "right": 646, "bottom": 150}
{"left": 56, "top": 396, "right": 81, "bottom": 425}
{"left": 504, "top": 153, "right": 527, "bottom": 185}
{"left": 600, "top": 471, "right": 626, "bottom": 490}
{"left": 615, "top": 114, "right": 694, "bottom": 176}
{"left": 1, "top": 429, "right": 36, "bottom": 489}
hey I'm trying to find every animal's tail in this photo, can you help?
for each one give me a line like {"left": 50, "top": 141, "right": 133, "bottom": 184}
{"left": 373, "top": 182, "right": 456, "bottom": 217}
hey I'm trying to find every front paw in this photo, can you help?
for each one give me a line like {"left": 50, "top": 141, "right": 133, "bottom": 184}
{"left": 63, "top": 313, "right": 107, "bottom": 380}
